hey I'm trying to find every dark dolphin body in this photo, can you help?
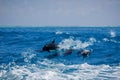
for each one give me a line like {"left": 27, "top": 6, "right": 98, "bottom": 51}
{"left": 36, "top": 39, "right": 93, "bottom": 59}
{"left": 77, "top": 49, "right": 92, "bottom": 58}
{"left": 36, "top": 39, "right": 58, "bottom": 52}
{"left": 42, "top": 39, "right": 58, "bottom": 52}
{"left": 45, "top": 49, "right": 74, "bottom": 59}
{"left": 64, "top": 49, "right": 74, "bottom": 56}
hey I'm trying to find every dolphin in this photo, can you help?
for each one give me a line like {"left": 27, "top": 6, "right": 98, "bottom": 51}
{"left": 77, "top": 49, "right": 92, "bottom": 58}
{"left": 64, "top": 49, "right": 74, "bottom": 56}
{"left": 36, "top": 39, "right": 58, "bottom": 52}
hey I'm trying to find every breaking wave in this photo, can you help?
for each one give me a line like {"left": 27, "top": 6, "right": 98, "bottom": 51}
{"left": 0, "top": 60, "right": 120, "bottom": 80}
{"left": 55, "top": 31, "right": 63, "bottom": 35}
{"left": 58, "top": 37, "right": 96, "bottom": 50}
{"left": 110, "top": 30, "right": 116, "bottom": 38}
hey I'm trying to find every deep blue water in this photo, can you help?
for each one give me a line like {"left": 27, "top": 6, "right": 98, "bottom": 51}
{"left": 0, "top": 27, "right": 120, "bottom": 80}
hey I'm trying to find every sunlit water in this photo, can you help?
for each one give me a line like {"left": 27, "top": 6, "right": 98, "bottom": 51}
{"left": 0, "top": 27, "right": 120, "bottom": 80}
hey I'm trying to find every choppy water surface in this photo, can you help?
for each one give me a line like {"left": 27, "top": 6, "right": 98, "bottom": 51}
{"left": 0, "top": 27, "right": 120, "bottom": 80}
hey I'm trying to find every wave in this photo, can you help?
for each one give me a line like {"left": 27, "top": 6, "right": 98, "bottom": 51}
{"left": 58, "top": 37, "right": 96, "bottom": 50}
{"left": 55, "top": 31, "right": 63, "bottom": 35}
{"left": 21, "top": 49, "right": 36, "bottom": 63}
{"left": 103, "top": 38, "right": 120, "bottom": 43}
{"left": 0, "top": 60, "right": 120, "bottom": 80}
{"left": 110, "top": 30, "right": 116, "bottom": 38}
{"left": 1, "top": 27, "right": 120, "bottom": 80}
{"left": 55, "top": 31, "right": 70, "bottom": 35}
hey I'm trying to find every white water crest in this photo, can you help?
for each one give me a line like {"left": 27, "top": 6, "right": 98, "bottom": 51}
{"left": 110, "top": 30, "right": 116, "bottom": 38}
{"left": 0, "top": 60, "right": 120, "bottom": 80}
{"left": 103, "top": 38, "right": 119, "bottom": 43}
{"left": 21, "top": 49, "right": 36, "bottom": 63}
{"left": 55, "top": 31, "right": 63, "bottom": 35}
{"left": 58, "top": 37, "right": 96, "bottom": 50}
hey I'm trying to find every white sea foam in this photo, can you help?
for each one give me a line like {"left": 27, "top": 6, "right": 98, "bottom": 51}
{"left": 103, "top": 38, "right": 119, "bottom": 43}
{"left": 89, "top": 37, "right": 96, "bottom": 43}
{"left": 58, "top": 37, "right": 96, "bottom": 50}
{"left": 55, "top": 31, "right": 70, "bottom": 35}
{"left": 21, "top": 49, "right": 36, "bottom": 63}
{"left": 103, "top": 38, "right": 109, "bottom": 42}
{"left": 0, "top": 70, "right": 6, "bottom": 78}
{"left": 0, "top": 61, "right": 120, "bottom": 80}
{"left": 55, "top": 31, "right": 63, "bottom": 35}
{"left": 110, "top": 30, "right": 116, "bottom": 38}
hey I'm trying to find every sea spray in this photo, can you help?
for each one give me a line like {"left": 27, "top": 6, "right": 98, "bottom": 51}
{"left": 110, "top": 30, "right": 116, "bottom": 38}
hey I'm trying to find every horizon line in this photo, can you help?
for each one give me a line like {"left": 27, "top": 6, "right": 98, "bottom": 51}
{"left": 0, "top": 25, "right": 120, "bottom": 27}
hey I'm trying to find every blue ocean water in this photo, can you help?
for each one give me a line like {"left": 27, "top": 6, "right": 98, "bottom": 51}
{"left": 0, "top": 27, "right": 120, "bottom": 80}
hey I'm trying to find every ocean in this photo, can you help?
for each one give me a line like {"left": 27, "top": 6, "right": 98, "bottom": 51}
{"left": 0, "top": 27, "right": 120, "bottom": 80}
